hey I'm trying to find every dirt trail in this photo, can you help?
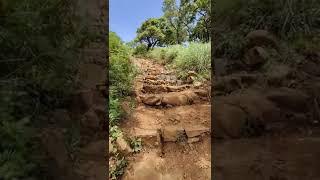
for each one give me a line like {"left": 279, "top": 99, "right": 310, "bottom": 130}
{"left": 120, "top": 58, "right": 211, "bottom": 180}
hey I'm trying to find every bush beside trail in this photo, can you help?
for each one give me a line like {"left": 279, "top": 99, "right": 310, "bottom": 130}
{"left": 136, "top": 43, "right": 211, "bottom": 80}
{"left": 109, "top": 31, "right": 137, "bottom": 179}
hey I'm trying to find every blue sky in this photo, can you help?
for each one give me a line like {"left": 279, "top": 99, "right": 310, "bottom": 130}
{"left": 110, "top": 0, "right": 164, "bottom": 42}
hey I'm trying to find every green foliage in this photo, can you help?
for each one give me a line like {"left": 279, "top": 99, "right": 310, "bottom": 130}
{"left": 129, "top": 137, "right": 142, "bottom": 153}
{"left": 148, "top": 43, "right": 211, "bottom": 79}
{"left": 109, "top": 155, "right": 128, "bottom": 180}
{"left": 0, "top": 0, "right": 88, "bottom": 179}
{"left": 109, "top": 31, "right": 136, "bottom": 96}
{"left": 162, "top": 0, "right": 189, "bottom": 44}
{"left": 136, "top": 17, "right": 174, "bottom": 50}
{"left": 162, "top": 0, "right": 211, "bottom": 43}
{"left": 133, "top": 43, "right": 149, "bottom": 57}
{"left": 174, "top": 43, "right": 211, "bottom": 77}
{"left": 109, "top": 31, "right": 136, "bottom": 179}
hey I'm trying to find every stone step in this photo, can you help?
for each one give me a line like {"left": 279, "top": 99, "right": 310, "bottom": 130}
{"left": 161, "top": 125, "right": 211, "bottom": 143}
{"left": 142, "top": 84, "right": 191, "bottom": 94}
{"left": 131, "top": 128, "right": 161, "bottom": 148}
{"left": 140, "top": 89, "right": 209, "bottom": 107}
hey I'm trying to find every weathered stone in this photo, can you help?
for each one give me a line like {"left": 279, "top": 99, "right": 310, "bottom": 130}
{"left": 194, "top": 81, "right": 202, "bottom": 88}
{"left": 162, "top": 93, "right": 189, "bottom": 106}
{"left": 143, "top": 84, "right": 167, "bottom": 93}
{"left": 183, "top": 90, "right": 200, "bottom": 102}
{"left": 185, "top": 125, "right": 210, "bottom": 138}
{"left": 161, "top": 126, "right": 185, "bottom": 142}
{"left": 140, "top": 95, "right": 162, "bottom": 106}
{"left": 133, "top": 128, "right": 161, "bottom": 147}
{"left": 166, "top": 85, "right": 190, "bottom": 92}
{"left": 187, "top": 137, "right": 200, "bottom": 144}
{"left": 116, "top": 134, "right": 133, "bottom": 155}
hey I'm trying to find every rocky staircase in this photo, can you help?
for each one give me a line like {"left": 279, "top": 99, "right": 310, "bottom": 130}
{"left": 119, "top": 58, "right": 212, "bottom": 180}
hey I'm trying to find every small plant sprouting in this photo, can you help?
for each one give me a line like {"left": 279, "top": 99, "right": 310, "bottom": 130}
{"left": 130, "top": 137, "right": 142, "bottom": 153}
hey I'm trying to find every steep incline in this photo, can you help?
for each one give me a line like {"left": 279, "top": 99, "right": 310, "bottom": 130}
{"left": 121, "top": 58, "right": 212, "bottom": 180}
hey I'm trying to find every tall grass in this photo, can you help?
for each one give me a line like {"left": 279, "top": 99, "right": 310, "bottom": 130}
{"left": 148, "top": 43, "right": 211, "bottom": 79}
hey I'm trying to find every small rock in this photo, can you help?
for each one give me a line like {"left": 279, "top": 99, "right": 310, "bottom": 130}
{"left": 188, "top": 71, "right": 197, "bottom": 76}
{"left": 185, "top": 125, "right": 210, "bottom": 138}
{"left": 194, "top": 81, "right": 202, "bottom": 88}
{"left": 161, "top": 126, "right": 185, "bottom": 142}
{"left": 187, "top": 137, "right": 200, "bottom": 144}
{"left": 116, "top": 134, "right": 133, "bottom": 155}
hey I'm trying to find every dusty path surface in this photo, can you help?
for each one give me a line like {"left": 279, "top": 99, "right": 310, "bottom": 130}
{"left": 120, "top": 58, "right": 211, "bottom": 180}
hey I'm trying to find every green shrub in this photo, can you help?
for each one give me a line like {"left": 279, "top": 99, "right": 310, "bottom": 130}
{"left": 109, "top": 32, "right": 136, "bottom": 96}
{"left": 173, "top": 43, "right": 211, "bottom": 78}
{"left": 109, "top": 31, "right": 137, "bottom": 180}
{"left": 133, "top": 44, "right": 148, "bottom": 57}
{"left": 147, "top": 43, "right": 211, "bottom": 79}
